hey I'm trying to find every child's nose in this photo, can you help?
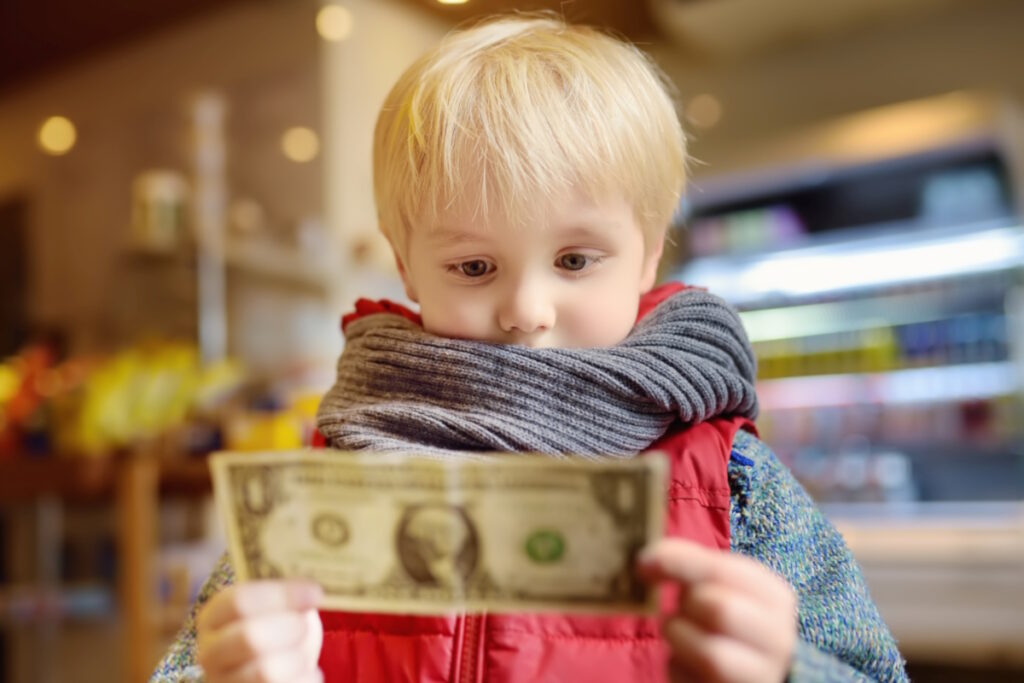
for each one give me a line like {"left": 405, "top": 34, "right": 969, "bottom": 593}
{"left": 497, "top": 281, "right": 555, "bottom": 335}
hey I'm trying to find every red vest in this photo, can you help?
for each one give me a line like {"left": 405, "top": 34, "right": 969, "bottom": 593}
{"left": 314, "top": 285, "right": 756, "bottom": 682}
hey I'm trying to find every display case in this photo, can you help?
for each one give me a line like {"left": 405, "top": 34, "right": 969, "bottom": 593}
{"left": 670, "top": 93, "right": 1024, "bottom": 664}
{"left": 672, "top": 94, "right": 1024, "bottom": 507}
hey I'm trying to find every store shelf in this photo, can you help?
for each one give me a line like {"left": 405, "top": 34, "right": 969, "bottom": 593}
{"left": 0, "top": 454, "right": 175, "bottom": 683}
{"left": 0, "top": 454, "right": 212, "bottom": 503}
{"left": 0, "top": 456, "right": 119, "bottom": 502}
{"left": 121, "top": 241, "right": 333, "bottom": 292}
{"left": 829, "top": 501, "right": 1024, "bottom": 664}
{"left": 832, "top": 502, "right": 1024, "bottom": 565}
{"left": 757, "top": 361, "right": 1019, "bottom": 409}
{"left": 685, "top": 133, "right": 1005, "bottom": 214}
{"left": 672, "top": 96, "right": 1024, "bottom": 663}
{"left": 0, "top": 585, "right": 115, "bottom": 623}
{"left": 823, "top": 499, "right": 1024, "bottom": 526}
{"left": 740, "top": 291, "right": 1002, "bottom": 343}
{"left": 224, "top": 240, "right": 332, "bottom": 291}
{"left": 158, "top": 456, "right": 213, "bottom": 496}
{"left": 0, "top": 453, "right": 211, "bottom": 681}
{"left": 120, "top": 245, "right": 196, "bottom": 264}
{"left": 677, "top": 221, "right": 1024, "bottom": 308}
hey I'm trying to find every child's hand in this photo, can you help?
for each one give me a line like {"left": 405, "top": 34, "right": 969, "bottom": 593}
{"left": 196, "top": 580, "right": 324, "bottom": 683}
{"left": 638, "top": 539, "right": 797, "bottom": 683}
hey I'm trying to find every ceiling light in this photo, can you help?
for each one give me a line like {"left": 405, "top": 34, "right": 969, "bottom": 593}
{"left": 281, "top": 127, "right": 320, "bottom": 163}
{"left": 38, "top": 116, "right": 77, "bottom": 155}
{"left": 316, "top": 4, "right": 354, "bottom": 42}
{"left": 685, "top": 94, "right": 722, "bottom": 129}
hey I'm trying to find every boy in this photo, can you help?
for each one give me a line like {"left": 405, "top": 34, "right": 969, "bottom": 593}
{"left": 152, "top": 14, "right": 907, "bottom": 683}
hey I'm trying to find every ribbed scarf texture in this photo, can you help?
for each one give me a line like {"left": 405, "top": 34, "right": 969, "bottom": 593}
{"left": 316, "top": 289, "right": 758, "bottom": 459}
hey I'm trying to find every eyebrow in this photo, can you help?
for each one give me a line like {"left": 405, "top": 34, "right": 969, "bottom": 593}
{"left": 426, "top": 229, "right": 489, "bottom": 246}
{"left": 427, "top": 220, "right": 619, "bottom": 246}
{"left": 554, "top": 223, "right": 617, "bottom": 239}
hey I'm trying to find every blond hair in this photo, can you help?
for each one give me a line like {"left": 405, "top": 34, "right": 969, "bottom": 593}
{"left": 373, "top": 13, "right": 687, "bottom": 259}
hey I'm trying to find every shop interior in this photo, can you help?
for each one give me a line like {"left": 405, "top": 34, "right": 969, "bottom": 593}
{"left": 1, "top": 0, "right": 1022, "bottom": 681}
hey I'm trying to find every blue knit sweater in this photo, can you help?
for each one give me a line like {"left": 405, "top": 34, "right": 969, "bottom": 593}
{"left": 151, "top": 430, "right": 908, "bottom": 682}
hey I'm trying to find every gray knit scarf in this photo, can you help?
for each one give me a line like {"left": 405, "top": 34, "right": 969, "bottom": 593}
{"left": 317, "top": 289, "right": 758, "bottom": 459}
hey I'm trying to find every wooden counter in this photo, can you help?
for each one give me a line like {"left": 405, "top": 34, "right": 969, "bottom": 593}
{"left": 0, "top": 453, "right": 212, "bottom": 683}
{"left": 831, "top": 502, "right": 1024, "bottom": 666}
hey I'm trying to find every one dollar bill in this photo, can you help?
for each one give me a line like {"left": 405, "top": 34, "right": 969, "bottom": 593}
{"left": 210, "top": 450, "right": 666, "bottom": 615}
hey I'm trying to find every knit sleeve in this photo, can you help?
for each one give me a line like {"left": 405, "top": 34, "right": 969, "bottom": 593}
{"left": 149, "top": 552, "right": 236, "bottom": 683}
{"left": 727, "top": 431, "right": 908, "bottom": 683}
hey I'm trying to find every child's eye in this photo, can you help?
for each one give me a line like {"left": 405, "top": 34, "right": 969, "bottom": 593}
{"left": 457, "top": 260, "right": 494, "bottom": 277}
{"left": 557, "top": 253, "right": 592, "bottom": 271}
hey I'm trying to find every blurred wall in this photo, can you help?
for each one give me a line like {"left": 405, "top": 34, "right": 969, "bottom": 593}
{"left": 321, "top": 0, "right": 449, "bottom": 303}
{"left": 0, "top": 0, "right": 322, "bottom": 355}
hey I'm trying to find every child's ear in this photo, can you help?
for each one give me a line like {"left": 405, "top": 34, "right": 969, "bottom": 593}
{"left": 392, "top": 247, "right": 419, "bottom": 303}
{"left": 640, "top": 238, "right": 665, "bottom": 293}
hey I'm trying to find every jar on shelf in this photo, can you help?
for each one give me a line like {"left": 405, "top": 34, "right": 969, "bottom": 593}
{"left": 131, "top": 169, "right": 189, "bottom": 253}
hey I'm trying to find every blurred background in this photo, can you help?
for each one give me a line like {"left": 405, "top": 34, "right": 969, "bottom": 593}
{"left": 1, "top": 0, "right": 1022, "bottom": 681}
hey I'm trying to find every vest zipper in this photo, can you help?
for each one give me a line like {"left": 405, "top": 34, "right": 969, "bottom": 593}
{"left": 456, "top": 613, "right": 484, "bottom": 683}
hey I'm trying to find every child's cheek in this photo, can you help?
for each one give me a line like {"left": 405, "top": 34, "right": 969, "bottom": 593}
{"left": 563, "top": 299, "right": 637, "bottom": 347}
{"left": 591, "top": 281, "right": 642, "bottom": 342}
{"left": 422, "top": 299, "right": 494, "bottom": 342}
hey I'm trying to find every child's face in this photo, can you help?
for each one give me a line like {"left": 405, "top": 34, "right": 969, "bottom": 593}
{"left": 395, "top": 194, "right": 663, "bottom": 349}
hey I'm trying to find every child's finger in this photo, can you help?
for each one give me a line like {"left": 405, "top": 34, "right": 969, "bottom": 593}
{"left": 198, "top": 609, "right": 312, "bottom": 673}
{"left": 284, "top": 669, "right": 324, "bottom": 683}
{"left": 219, "top": 648, "right": 317, "bottom": 683}
{"left": 662, "top": 616, "right": 766, "bottom": 683}
{"left": 637, "top": 539, "right": 792, "bottom": 609}
{"left": 667, "top": 658, "right": 701, "bottom": 683}
{"left": 301, "top": 609, "right": 325, "bottom": 664}
{"left": 198, "top": 581, "right": 324, "bottom": 632}
{"left": 680, "top": 583, "right": 795, "bottom": 656}
{"left": 299, "top": 669, "right": 325, "bottom": 683}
